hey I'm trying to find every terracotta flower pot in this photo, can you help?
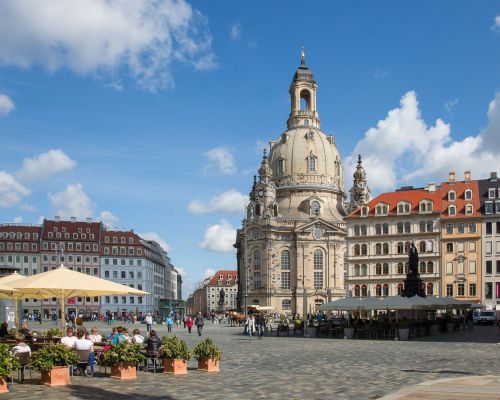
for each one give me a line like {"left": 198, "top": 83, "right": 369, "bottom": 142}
{"left": 197, "top": 357, "right": 220, "bottom": 372}
{"left": 41, "top": 366, "right": 71, "bottom": 387}
{"left": 162, "top": 358, "right": 188, "bottom": 375}
{"left": 0, "top": 377, "right": 8, "bottom": 393}
{"left": 110, "top": 362, "right": 137, "bottom": 380}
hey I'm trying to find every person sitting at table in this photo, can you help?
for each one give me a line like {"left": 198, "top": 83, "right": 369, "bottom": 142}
{"left": 60, "top": 328, "right": 78, "bottom": 348}
{"left": 143, "top": 330, "right": 161, "bottom": 356}
{"left": 75, "top": 329, "right": 93, "bottom": 376}
{"left": 107, "top": 327, "right": 119, "bottom": 342}
{"left": 110, "top": 327, "right": 126, "bottom": 345}
{"left": 75, "top": 317, "right": 88, "bottom": 337}
{"left": 87, "top": 327, "right": 102, "bottom": 343}
{"left": 19, "top": 323, "right": 32, "bottom": 341}
{"left": 11, "top": 337, "right": 31, "bottom": 356}
{"left": 0, "top": 322, "right": 9, "bottom": 338}
{"left": 131, "top": 328, "right": 144, "bottom": 343}
{"left": 121, "top": 328, "right": 131, "bottom": 342}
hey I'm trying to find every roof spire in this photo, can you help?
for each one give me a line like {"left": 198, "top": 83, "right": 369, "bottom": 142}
{"left": 301, "top": 47, "right": 305, "bottom": 66}
{"left": 357, "top": 154, "right": 362, "bottom": 165}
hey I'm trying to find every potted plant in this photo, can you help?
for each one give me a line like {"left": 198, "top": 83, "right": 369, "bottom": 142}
{"left": 397, "top": 319, "right": 410, "bottom": 341}
{"left": 46, "top": 328, "right": 62, "bottom": 338}
{"left": 343, "top": 319, "right": 354, "bottom": 339}
{"left": 28, "top": 344, "right": 78, "bottom": 387}
{"left": 429, "top": 321, "right": 439, "bottom": 336}
{"left": 102, "top": 342, "right": 145, "bottom": 380}
{"left": 159, "top": 336, "right": 192, "bottom": 375}
{"left": 192, "top": 338, "right": 221, "bottom": 372}
{"left": 0, "top": 343, "right": 20, "bottom": 393}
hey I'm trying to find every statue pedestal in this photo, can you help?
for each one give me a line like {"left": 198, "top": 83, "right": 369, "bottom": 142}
{"left": 403, "top": 273, "right": 425, "bottom": 297}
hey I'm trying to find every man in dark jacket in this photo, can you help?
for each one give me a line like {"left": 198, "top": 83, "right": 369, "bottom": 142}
{"left": 255, "top": 313, "right": 265, "bottom": 339}
{"left": 194, "top": 312, "right": 204, "bottom": 336}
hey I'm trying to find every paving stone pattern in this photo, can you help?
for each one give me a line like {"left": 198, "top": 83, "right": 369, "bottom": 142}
{"left": 6, "top": 322, "right": 500, "bottom": 399}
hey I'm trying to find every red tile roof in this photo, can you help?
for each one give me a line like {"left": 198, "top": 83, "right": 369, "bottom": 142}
{"left": 42, "top": 219, "right": 101, "bottom": 240}
{"left": 440, "top": 180, "right": 481, "bottom": 219}
{"left": 207, "top": 270, "right": 238, "bottom": 286}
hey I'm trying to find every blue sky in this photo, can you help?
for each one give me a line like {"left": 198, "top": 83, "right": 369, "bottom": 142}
{"left": 1, "top": 1, "right": 499, "bottom": 296}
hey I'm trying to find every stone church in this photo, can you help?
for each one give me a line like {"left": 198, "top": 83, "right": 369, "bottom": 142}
{"left": 235, "top": 51, "right": 369, "bottom": 315}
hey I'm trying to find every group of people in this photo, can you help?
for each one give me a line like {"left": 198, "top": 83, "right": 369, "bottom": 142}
{"left": 164, "top": 312, "right": 205, "bottom": 336}
{"left": 245, "top": 313, "right": 265, "bottom": 339}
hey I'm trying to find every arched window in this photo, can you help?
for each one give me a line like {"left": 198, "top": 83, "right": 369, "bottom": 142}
{"left": 375, "top": 224, "right": 382, "bottom": 235}
{"left": 272, "top": 203, "right": 279, "bottom": 217}
{"left": 375, "top": 284, "right": 382, "bottom": 296}
{"left": 465, "top": 204, "right": 473, "bottom": 215}
{"left": 382, "top": 284, "right": 389, "bottom": 296}
{"left": 404, "top": 222, "right": 411, "bottom": 233}
{"left": 448, "top": 190, "right": 456, "bottom": 201}
{"left": 426, "top": 261, "right": 433, "bottom": 274}
{"left": 307, "top": 155, "right": 316, "bottom": 172}
{"left": 361, "top": 264, "right": 367, "bottom": 276}
{"left": 397, "top": 242, "right": 404, "bottom": 254}
{"left": 382, "top": 223, "right": 389, "bottom": 234}
{"left": 354, "top": 244, "right": 360, "bottom": 256}
{"left": 419, "top": 241, "right": 426, "bottom": 253}
{"left": 398, "top": 204, "right": 404, "bottom": 214}
{"left": 354, "top": 225, "right": 360, "bottom": 236}
{"left": 419, "top": 261, "right": 426, "bottom": 274}
{"left": 397, "top": 283, "right": 404, "bottom": 295}
{"left": 361, "top": 244, "right": 368, "bottom": 255}
{"left": 397, "top": 262, "right": 404, "bottom": 274}
{"left": 383, "top": 263, "right": 389, "bottom": 275}
{"left": 281, "top": 250, "right": 290, "bottom": 270}
{"left": 300, "top": 89, "right": 311, "bottom": 110}
{"left": 354, "top": 285, "right": 360, "bottom": 297}
{"left": 419, "top": 221, "right": 426, "bottom": 233}
{"left": 426, "top": 221, "right": 433, "bottom": 232}
{"left": 404, "top": 242, "right": 410, "bottom": 253}
{"left": 360, "top": 225, "right": 367, "bottom": 236}
{"left": 277, "top": 159, "right": 285, "bottom": 174}
{"left": 335, "top": 158, "right": 340, "bottom": 176}
{"left": 375, "top": 263, "right": 382, "bottom": 275}
{"left": 361, "top": 285, "right": 368, "bottom": 297}
{"left": 353, "top": 264, "right": 360, "bottom": 276}
{"left": 253, "top": 250, "right": 261, "bottom": 270}
{"left": 404, "top": 262, "right": 409, "bottom": 274}
{"left": 282, "top": 299, "right": 291, "bottom": 310}
{"left": 405, "top": 204, "right": 410, "bottom": 213}
{"left": 375, "top": 243, "right": 382, "bottom": 255}
{"left": 397, "top": 222, "right": 404, "bottom": 234}
{"left": 426, "top": 283, "right": 433, "bottom": 296}
{"left": 313, "top": 249, "right": 323, "bottom": 289}
{"left": 382, "top": 243, "right": 389, "bottom": 254}
{"left": 310, "top": 200, "right": 321, "bottom": 216}
{"left": 448, "top": 205, "right": 456, "bottom": 216}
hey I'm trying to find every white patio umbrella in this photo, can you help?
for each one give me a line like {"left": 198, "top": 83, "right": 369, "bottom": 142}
{"left": 377, "top": 296, "right": 413, "bottom": 310}
{"left": 319, "top": 297, "right": 365, "bottom": 312}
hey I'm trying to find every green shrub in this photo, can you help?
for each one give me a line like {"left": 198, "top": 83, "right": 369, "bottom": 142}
{"left": 159, "top": 336, "right": 192, "bottom": 360}
{"left": 46, "top": 328, "right": 63, "bottom": 337}
{"left": 102, "top": 342, "right": 145, "bottom": 366}
{"left": 28, "top": 344, "right": 78, "bottom": 373}
{"left": 0, "top": 343, "right": 20, "bottom": 377}
{"left": 192, "top": 338, "right": 221, "bottom": 361}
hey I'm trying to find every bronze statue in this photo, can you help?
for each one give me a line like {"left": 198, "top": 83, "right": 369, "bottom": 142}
{"left": 409, "top": 242, "right": 418, "bottom": 274}
{"left": 218, "top": 288, "right": 225, "bottom": 305}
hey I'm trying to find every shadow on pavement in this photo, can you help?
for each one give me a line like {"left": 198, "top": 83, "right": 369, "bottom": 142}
{"left": 68, "top": 385, "right": 175, "bottom": 400}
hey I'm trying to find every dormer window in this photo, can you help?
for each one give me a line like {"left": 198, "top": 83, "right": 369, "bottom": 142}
{"left": 277, "top": 159, "right": 285, "bottom": 175}
{"left": 448, "top": 190, "right": 456, "bottom": 201}
{"left": 397, "top": 202, "right": 411, "bottom": 214}
{"left": 448, "top": 205, "right": 456, "bottom": 216}
{"left": 361, "top": 206, "right": 368, "bottom": 217}
{"left": 375, "top": 204, "right": 388, "bottom": 216}
{"left": 419, "top": 200, "right": 433, "bottom": 213}
{"left": 307, "top": 154, "right": 317, "bottom": 172}
{"left": 310, "top": 200, "right": 321, "bottom": 216}
{"left": 465, "top": 204, "right": 473, "bottom": 215}
{"left": 488, "top": 188, "right": 496, "bottom": 199}
{"left": 464, "top": 189, "right": 472, "bottom": 200}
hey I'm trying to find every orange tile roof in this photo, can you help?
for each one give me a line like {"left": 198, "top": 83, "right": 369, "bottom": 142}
{"left": 207, "top": 270, "right": 238, "bottom": 286}
{"left": 440, "top": 180, "right": 481, "bottom": 219}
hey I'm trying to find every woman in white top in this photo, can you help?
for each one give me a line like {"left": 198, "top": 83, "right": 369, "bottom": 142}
{"left": 75, "top": 330, "right": 93, "bottom": 376}
{"left": 60, "top": 328, "right": 78, "bottom": 348}
{"left": 132, "top": 328, "right": 144, "bottom": 344}
{"left": 87, "top": 327, "right": 102, "bottom": 343}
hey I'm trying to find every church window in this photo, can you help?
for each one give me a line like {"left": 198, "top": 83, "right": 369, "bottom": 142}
{"left": 253, "top": 250, "right": 261, "bottom": 270}
{"left": 300, "top": 89, "right": 311, "bottom": 110}
{"left": 253, "top": 272, "right": 261, "bottom": 289}
{"left": 310, "top": 200, "right": 321, "bottom": 216}
{"left": 307, "top": 155, "right": 316, "bottom": 172}
{"left": 281, "top": 299, "right": 291, "bottom": 310}
{"left": 281, "top": 250, "right": 290, "bottom": 270}
{"left": 313, "top": 249, "right": 323, "bottom": 289}
{"left": 277, "top": 159, "right": 285, "bottom": 174}
{"left": 281, "top": 272, "right": 290, "bottom": 289}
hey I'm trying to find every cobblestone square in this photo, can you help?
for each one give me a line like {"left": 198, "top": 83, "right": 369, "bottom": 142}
{"left": 5, "top": 322, "right": 500, "bottom": 399}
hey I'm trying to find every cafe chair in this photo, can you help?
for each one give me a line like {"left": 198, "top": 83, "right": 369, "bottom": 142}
{"left": 16, "top": 352, "right": 31, "bottom": 382}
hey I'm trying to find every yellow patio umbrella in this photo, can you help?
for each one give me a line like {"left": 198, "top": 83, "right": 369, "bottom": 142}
{"left": 9, "top": 265, "right": 148, "bottom": 333}
{"left": 0, "top": 273, "right": 28, "bottom": 331}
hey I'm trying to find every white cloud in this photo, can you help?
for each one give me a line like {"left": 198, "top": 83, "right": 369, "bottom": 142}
{"left": 492, "top": 16, "right": 500, "bottom": 31}
{"left": 99, "top": 210, "right": 119, "bottom": 228}
{"left": 0, "top": 171, "right": 30, "bottom": 208}
{"left": 175, "top": 267, "right": 186, "bottom": 277}
{"left": 17, "top": 149, "right": 76, "bottom": 182}
{"left": 13, "top": 216, "right": 23, "bottom": 223}
{"left": 0, "top": 0, "right": 215, "bottom": 92}
{"left": 346, "top": 91, "right": 500, "bottom": 194}
{"left": 373, "top": 69, "right": 390, "bottom": 79}
{"left": 199, "top": 219, "right": 236, "bottom": 252}
{"left": 187, "top": 189, "right": 247, "bottom": 214}
{"left": 138, "top": 232, "right": 171, "bottom": 252}
{"left": 444, "top": 98, "right": 459, "bottom": 113}
{"left": 0, "top": 94, "right": 14, "bottom": 117}
{"left": 48, "top": 183, "right": 94, "bottom": 219}
{"left": 204, "top": 147, "right": 236, "bottom": 175}
{"left": 203, "top": 268, "right": 215, "bottom": 279}
{"left": 229, "top": 22, "right": 241, "bottom": 40}
{"left": 255, "top": 140, "right": 268, "bottom": 155}
{"left": 19, "top": 204, "right": 37, "bottom": 212}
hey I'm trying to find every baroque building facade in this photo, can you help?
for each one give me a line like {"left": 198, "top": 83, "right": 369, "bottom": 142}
{"left": 235, "top": 52, "right": 347, "bottom": 315}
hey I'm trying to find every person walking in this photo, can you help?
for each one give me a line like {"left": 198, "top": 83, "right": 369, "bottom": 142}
{"left": 186, "top": 315, "right": 193, "bottom": 334}
{"left": 166, "top": 315, "right": 174, "bottom": 333}
{"left": 183, "top": 314, "right": 187, "bottom": 328}
{"left": 194, "top": 312, "right": 204, "bottom": 336}
{"left": 145, "top": 313, "right": 153, "bottom": 334}
{"left": 246, "top": 314, "right": 255, "bottom": 339}
{"left": 255, "top": 313, "right": 265, "bottom": 339}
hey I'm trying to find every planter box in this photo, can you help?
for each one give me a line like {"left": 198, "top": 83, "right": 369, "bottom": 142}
{"left": 430, "top": 325, "right": 439, "bottom": 336}
{"left": 306, "top": 327, "right": 316, "bottom": 337}
{"left": 162, "top": 358, "right": 187, "bottom": 375}
{"left": 398, "top": 328, "right": 410, "bottom": 341}
{"left": 446, "top": 322, "right": 455, "bottom": 333}
{"left": 197, "top": 357, "right": 220, "bottom": 372}
{"left": 0, "top": 377, "right": 8, "bottom": 393}
{"left": 110, "top": 362, "right": 137, "bottom": 380}
{"left": 41, "top": 366, "right": 71, "bottom": 387}
{"left": 344, "top": 327, "right": 354, "bottom": 339}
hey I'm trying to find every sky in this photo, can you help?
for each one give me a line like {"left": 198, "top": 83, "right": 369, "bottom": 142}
{"left": 0, "top": 1, "right": 499, "bottom": 297}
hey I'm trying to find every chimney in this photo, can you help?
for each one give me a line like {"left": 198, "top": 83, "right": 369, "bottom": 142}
{"left": 464, "top": 170, "right": 471, "bottom": 182}
{"left": 54, "top": 216, "right": 60, "bottom": 222}
{"left": 448, "top": 171, "right": 455, "bottom": 183}
{"left": 70, "top": 217, "right": 76, "bottom": 222}
{"left": 86, "top": 217, "right": 92, "bottom": 223}
{"left": 491, "top": 172, "right": 498, "bottom": 182}
{"left": 427, "top": 182, "right": 436, "bottom": 192}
